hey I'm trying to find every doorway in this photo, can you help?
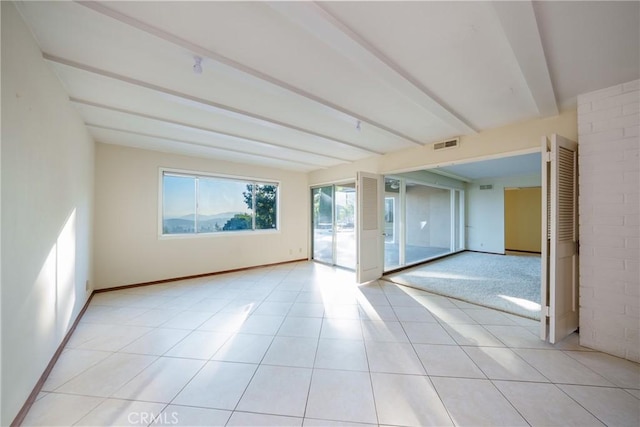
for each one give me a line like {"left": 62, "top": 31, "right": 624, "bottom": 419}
{"left": 311, "top": 183, "right": 356, "bottom": 269}
{"left": 382, "top": 152, "right": 545, "bottom": 320}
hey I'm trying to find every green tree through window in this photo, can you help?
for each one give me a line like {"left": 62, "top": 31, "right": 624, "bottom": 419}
{"left": 222, "top": 213, "right": 252, "bottom": 231}
{"left": 221, "top": 184, "right": 277, "bottom": 230}
{"left": 244, "top": 184, "right": 277, "bottom": 229}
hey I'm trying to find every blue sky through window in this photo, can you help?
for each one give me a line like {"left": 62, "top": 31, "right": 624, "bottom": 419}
{"left": 198, "top": 178, "right": 250, "bottom": 217}
{"left": 163, "top": 174, "right": 251, "bottom": 219}
{"left": 163, "top": 175, "right": 195, "bottom": 219}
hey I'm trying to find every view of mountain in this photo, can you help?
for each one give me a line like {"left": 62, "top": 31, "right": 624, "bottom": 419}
{"left": 164, "top": 212, "right": 245, "bottom": 234}
{"left": 174, "top": 212, "right": 243, "bottom": 221}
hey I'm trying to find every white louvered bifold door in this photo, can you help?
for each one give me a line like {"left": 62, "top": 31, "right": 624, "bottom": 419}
{"left": 541, "top": 134, "right": 579, "bottom": 343}
{"left": 356, "top": 172, "right": 383, "bottom": 283}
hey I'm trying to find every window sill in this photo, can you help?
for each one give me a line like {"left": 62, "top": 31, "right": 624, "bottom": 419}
{"left": 158, "top": 229, "right": 280, "bottom": 240}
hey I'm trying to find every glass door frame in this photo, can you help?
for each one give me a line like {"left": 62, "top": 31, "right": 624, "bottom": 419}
{"left": 311, "top": 182, "right": 356, "bottom": 269}
{"left": 383, "top": 175, "right": 466, "bottom": 273}
{"left": 311, "top": 185, "right": 335, "bottom": 265}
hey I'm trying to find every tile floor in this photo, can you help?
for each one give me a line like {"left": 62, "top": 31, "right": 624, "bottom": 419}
{"left": 23, "top": 262, "right": 640, "bottom": 426}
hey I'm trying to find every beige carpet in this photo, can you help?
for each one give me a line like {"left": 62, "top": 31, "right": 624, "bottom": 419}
{"left": 384, "top": 251, "right": 541, "bottom": 320}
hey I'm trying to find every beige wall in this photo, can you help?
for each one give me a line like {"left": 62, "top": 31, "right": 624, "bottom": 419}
{"left": 309, "top": 110, "right": 577, "bottom": 185}
{"left": 504, "top": 187, "right": 542, "bottom": 252}
{"left": 1, "top": 3, "right": 95, "bottom": 424}
{"left": 309, "top": 111, "right": 576, "bottom": 256}
{"left": 94, "top": 143, "right": 309, "bottom": 289}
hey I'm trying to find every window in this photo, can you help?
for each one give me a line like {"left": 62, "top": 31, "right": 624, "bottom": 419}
{"left": 383, "top": 175, "right": 465, "bottom": 272}
{"left": 161, "top": 170, "right": 278, "bottom": 235}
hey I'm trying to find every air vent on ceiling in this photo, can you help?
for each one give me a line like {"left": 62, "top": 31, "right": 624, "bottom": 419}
{"left": 433, "top": 138, "right": 460, "bottom": 151}
{"left": 480, "top": 184, "right": 493, "bottom": 190}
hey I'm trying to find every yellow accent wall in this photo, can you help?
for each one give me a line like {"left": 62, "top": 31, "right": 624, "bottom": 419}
{"left": 504, "top": 187, "right": 542, "bottom": 252}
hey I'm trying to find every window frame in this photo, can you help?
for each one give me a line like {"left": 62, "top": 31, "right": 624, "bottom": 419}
{"left": 158, "top": 167, "right": 280, "bottom": 239}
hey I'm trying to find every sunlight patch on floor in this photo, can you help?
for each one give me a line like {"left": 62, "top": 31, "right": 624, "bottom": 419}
{"left": 498, "top": 295, "right": 541, "bottom": 312}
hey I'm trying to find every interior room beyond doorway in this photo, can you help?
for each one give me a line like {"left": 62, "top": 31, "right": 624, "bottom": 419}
{"left": 383, "top": 152, "right": 543, "bottom": 318}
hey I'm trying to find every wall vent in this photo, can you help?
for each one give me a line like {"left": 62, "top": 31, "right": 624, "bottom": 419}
{"left": 480, "top": 184, "right": 493, "bottom": 190}
{"left": 433, "top": 138, "right": 460, "bottom": 151}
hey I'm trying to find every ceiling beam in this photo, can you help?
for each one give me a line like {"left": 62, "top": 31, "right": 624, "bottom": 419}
{"left": 44, "top": 53, "right": 382, "bottom": 156}
{"left": 86, "top": 123, "right": 327, "bottom": 169}
{"left": 75, "top": 0, "right": 423, "bottom": 146}
{"left": 91, "top": 127, "right": 314, "bottom": 172}
{"left": 492, "top": 0, "right": 559, "bottom": 117}
{"left": 427, "top": 168, "right": 473, "bottom": 183}
{"left": 267, "top": 1, "right": 477, "bottom": 136}
{"left": 70, "top": 98, "right": 350, "bottom": 163}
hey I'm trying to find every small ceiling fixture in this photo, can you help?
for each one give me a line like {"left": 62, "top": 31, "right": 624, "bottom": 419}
{"left": 193, "top": 56, "right": 203, "bottom": 74}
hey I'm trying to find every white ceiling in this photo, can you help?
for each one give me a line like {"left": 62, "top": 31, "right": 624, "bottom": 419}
{"left": 433, "top": 152, "right": 541, "bottom": 181}
{"left": 16, "top": 1, "right": 639, "bottom": 172}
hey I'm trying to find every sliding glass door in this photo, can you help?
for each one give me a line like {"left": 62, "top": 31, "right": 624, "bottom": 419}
{"left": 384, "top": 177, "right": 464, "bottom": 272}
{"left": 312, "top": 184, "right": 356, "bottom": 269}
{"left": 384, "top": 178, "right": 402, "bottom": 270}
{"left": 405, "top": 184, "right": 451, "bottom": 263}
{"left": 334, "top": 184, "right": 356, "bottom": 268}
{"left": 312, "top": 186, "right": 333, "bottom": 264}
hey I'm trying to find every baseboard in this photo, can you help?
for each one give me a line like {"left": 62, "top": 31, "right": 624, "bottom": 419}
{"left": 468, "top": 249, "right": 542, "bottom": 256}
{"left": 94, "top": 258, "right": 308, "bottom": 293}
{"left": 383, "top": 250, "right": 464, "bottom": 275}
{"left": 11, "top": 257, "right": 307, "bottom": 425}
{"left": 505, "top": 249, "right": 542, "bottom": 255}
{"left": 466, "top": 249, "right": 506, "bottom": 255}
{"left": 10, "top": 291, "right": 96, "bottom": 427}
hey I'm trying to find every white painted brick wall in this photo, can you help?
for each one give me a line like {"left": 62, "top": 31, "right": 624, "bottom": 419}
{"left": 578, "top": 79, "right": 640, "bottom": 362}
